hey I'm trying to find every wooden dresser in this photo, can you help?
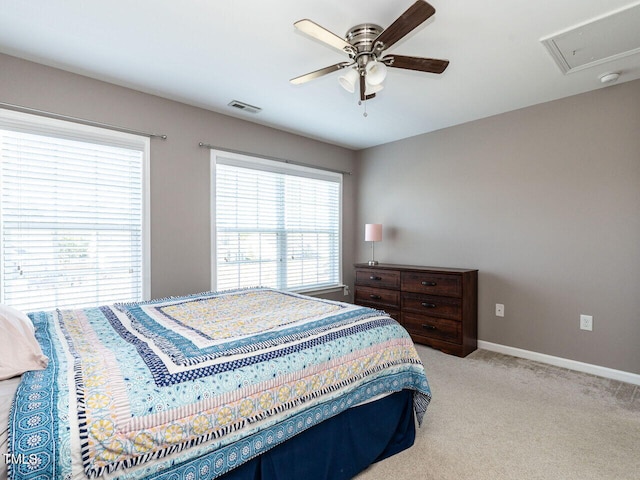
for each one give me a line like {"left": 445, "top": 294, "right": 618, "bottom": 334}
{"left": 354, "top": 263, "right": 478, "bottom": 357}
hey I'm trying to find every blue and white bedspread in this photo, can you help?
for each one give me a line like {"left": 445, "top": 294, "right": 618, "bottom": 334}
{"left": 8, "top": 288, "right": 431, "bottom": 480}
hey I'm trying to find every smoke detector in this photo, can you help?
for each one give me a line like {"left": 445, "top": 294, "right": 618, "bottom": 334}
{"left": 599, "top": 72, "right": 620, "bottom": 84}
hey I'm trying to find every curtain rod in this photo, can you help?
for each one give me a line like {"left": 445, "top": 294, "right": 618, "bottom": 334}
{"left": 0, "top": 102, "right": 167, "bottom": 140}
{"left": 198, "top": 142, "right": 351, "bottom": 176}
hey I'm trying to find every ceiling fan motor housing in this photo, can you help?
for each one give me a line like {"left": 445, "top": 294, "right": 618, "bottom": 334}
{"left": 345, "top": 24, "right": 383, "bottom": 68}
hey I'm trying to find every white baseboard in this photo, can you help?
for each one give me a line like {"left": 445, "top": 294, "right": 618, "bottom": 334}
{"left": 478, "top": 340, "right": 640, "bottom": 386}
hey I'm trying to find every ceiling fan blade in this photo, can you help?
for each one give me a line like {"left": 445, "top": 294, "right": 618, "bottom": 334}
{"left": 290, "top": 62, "right": 351, "bottom": 85}
{"left": 294, "top": 19, "right": 354, "bottom": 55}
{"left": 384, "top": 55, "right": 449, "bottom": 74}
{"left": 373, "top": 1, "right": 436, "bottom": 51}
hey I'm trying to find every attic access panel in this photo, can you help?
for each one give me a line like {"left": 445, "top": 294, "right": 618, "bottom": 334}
{"left": 541, "top": 3, "right": 640, "bottom": 74}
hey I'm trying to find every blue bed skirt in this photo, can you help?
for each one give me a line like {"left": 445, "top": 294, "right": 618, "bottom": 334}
{"left": 219, "top": 389, "right": 416, "bottom": 480}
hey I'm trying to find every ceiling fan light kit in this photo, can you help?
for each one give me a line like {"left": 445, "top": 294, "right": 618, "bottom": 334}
{"left": 364, "top": 60, "right": 387, "bottom": 86}
{"left": 364, "top": 83, "right": 384, "bottom": 96}
{"left": 291, "top": 0, "right": 449, "bottom": 103}
{"left": 338, "top": 68, "right": 359, "bottom": 93}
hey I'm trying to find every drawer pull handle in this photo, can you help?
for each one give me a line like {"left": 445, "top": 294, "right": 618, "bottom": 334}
{"left": 370, "top": 276, "right": 382, "bottom": 281}
{"left": 370, "top": 294, "right": 382, "bottom": 300}
{"left": 421, "top": 281, "right": 437, "bottom": 286}
{"left": 421, "top": 324, "right": 437, "bottom": 331}
{"left": 421, "top": 303, "right": 437, "bottom": 308}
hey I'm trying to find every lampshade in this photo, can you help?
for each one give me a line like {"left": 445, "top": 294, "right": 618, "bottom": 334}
{"left": 365, "top": 223, "right": 382, "bottom": 242}
{"left": 338, "top": 68, "right": 359, "bottom": 93}
{"left": 364, "top": 82, "right": 384, "bottom": 96}
{"left": 365, "top": 60, "right": 387, "bottom": 86}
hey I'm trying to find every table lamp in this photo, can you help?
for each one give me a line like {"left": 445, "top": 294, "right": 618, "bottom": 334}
{"left": 365, "top": 223, "right": 382, "bottom": 266}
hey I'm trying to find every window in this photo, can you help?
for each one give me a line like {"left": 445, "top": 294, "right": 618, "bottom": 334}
{"left": 212, "top": 151, "right": 342, "bottom": 293}
{"left": 0, "top": 109, "right": 150, "bottom": 312}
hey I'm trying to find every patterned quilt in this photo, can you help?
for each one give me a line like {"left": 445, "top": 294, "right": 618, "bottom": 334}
{"left": 9, "top": 288, "right": 431, "bottom": 480}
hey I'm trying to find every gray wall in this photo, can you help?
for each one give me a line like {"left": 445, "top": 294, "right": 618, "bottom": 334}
{"left": 0, "top": 53, "right": 357, "bottom": 301}
{"left": 3, "top": 53, "right": 638, "bottom": 374}
{"left": 356, "top": 79, "right": 640, "bottom": 374}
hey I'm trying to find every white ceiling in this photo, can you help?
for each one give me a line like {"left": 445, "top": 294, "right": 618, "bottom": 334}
{"left": 1, "top": 0, "right": 640, "bottom": 150}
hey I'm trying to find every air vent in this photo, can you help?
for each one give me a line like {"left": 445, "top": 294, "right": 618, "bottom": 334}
{"left": 227, "top": 100, "right": 262, "bottom": 114}
{"left": 541, "top": 3, "right": 640, "bottom": 74}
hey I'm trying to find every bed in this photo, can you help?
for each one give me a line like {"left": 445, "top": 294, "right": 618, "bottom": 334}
{"left": 2, "top": 287, "right": 431, "bottom": 480}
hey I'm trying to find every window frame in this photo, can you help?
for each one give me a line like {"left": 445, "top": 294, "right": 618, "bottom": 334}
{"left": 0, "top": 108, "right": 151, "bottom": 310}
{"left": 210, "top": 149, "right": 343, "bottom": 295}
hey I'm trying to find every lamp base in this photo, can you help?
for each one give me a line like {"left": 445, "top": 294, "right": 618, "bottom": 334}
{"left": 368, "top": 260, "right": 379, "bottom": 266}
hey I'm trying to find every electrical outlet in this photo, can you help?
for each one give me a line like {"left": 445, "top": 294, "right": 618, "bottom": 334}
{"left": 343, "top": 285, "right": 350, "bottom": 296}
{"left": 495, "top": 303, "right": 504, "bottom": 317}
{"left": 580, "top": 314, "right": 593, "bottom": 331}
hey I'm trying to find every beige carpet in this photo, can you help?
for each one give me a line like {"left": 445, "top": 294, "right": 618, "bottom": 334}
{"left": 355, "top": 346, "right": 640, "bottom": 480}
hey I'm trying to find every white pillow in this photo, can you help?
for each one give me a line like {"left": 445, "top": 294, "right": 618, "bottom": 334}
{"left": 0, "top": 304, "right": 49, "bottom": 380}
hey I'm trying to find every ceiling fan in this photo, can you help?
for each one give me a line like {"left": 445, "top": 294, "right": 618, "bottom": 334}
{"left": 290, "top": 0, "right": 449, "bottom": 102}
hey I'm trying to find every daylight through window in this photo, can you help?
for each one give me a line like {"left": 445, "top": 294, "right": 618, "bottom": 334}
{"left": 212, "top": 152, "right": 342, "bottom": 293}
{"left": 0, "top": 109, "right": 149, "bottom": 311}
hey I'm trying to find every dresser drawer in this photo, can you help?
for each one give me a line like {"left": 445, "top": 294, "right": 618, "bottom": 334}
{"left": 403, "top": 313, "right": 462, "bottom": 344}
{"left": 402, "top": 292, "right": 462, "bottom": 320}
{"left": 355, "top": 286, "right": 400, "bottom": 310}
{"left": 401, "top": 272, "right": 461, "bottom": 297}
{"left": 355, "top": 269, "right": 401, "bottom": 289}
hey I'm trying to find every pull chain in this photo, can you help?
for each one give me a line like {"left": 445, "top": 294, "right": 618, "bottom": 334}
{"left": 358, "top": 99, "right": 368, "bottom": 117}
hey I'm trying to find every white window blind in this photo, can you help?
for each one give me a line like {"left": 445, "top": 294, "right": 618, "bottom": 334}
{"left": 212, "top": 152, "right": 342, "bottom": 292}
{"left": 0, "top": 109, "right": 149, "bottom": 312}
